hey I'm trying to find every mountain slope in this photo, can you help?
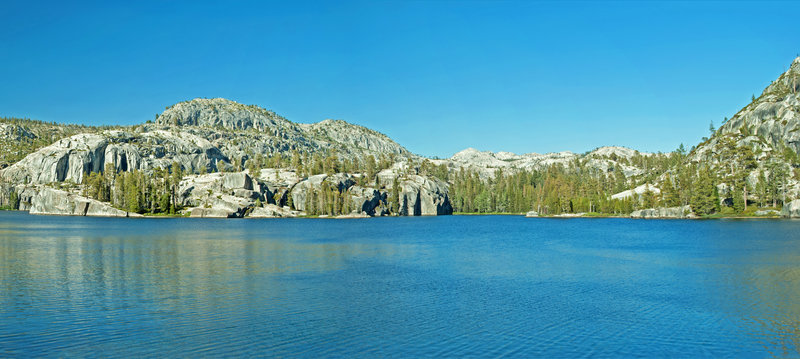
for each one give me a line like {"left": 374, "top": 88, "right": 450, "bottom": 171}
{"left": 693, "top": 57, "right": 800, "bottom": 162}
{"left": 0, "top": 98, "right": 414, "bottom": 185}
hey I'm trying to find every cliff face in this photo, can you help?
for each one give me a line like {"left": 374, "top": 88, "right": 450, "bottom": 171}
{"left": 1, "top": 130, "right": 230, "bottom": 185}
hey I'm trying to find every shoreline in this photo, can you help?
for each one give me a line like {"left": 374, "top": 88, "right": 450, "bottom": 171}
{"left": 3, "top": 209, "right": 791, "bottom": 220}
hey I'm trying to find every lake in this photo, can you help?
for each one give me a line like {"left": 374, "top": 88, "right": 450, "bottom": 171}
{"left": 0, "top": 212, "right": 799, "bottom": 357}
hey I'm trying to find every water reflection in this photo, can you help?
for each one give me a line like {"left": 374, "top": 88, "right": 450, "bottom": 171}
{"left": 1, "top": 213, "right": 800, "bottom": 356}
{"left": 710, "top": 226, "right": 800, "bottom": 357}
{"left": 0, "top": 230, "right": 419, "bottom": 302}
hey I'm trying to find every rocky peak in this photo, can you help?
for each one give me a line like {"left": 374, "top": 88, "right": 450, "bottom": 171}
{"left": 588, "top": 146, "right": 648, "bottom": 159}
{"left": 761, "top": 56, "right": 800, "bottom": 97}
{"left": 301, "top": 119, "right": 411, "bottom": 156}
{"left": 701, "top": 57, "right": 800, "bottom": 158}
{"left": 156, "top": 98, "right": 299, "bottom": 133}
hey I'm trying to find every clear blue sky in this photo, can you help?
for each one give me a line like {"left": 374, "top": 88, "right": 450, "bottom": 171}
{"left": 1, "top": 1, "right": 798, "bottom": 157}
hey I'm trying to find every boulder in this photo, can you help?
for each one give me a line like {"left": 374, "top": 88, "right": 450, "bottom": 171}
{"left": 781, "top": 200, "right": 800, "bottom": 218}
{"left": 755, "top": 209, "right": 781, "bottom": 216}
{"left": 552, "top": 213, "right": 585, "bottom": 218}
{"left": 187, "top": 194, "right": 252, "bottom": 218}
{"left": 630, "top": 205, "right": 693, "bottom": 219}
{"left": 525, "top": 211, "right": 539, "bottom": 217}
{"left": 246, "top": 204, "right": 303, "bottom": 218}
{"left": 222, "top": 172, "right": 253, "bottom": 190}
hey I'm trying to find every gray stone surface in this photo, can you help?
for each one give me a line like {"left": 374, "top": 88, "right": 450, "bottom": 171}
{"left": 187, "top": 194, "right": 252, "bottom": 218}
{"left": 29, "top": 187, "right": 139, "bottom": 217}
{"left": 0, "top": 130, "right": 231, "bottom": 185}
{"left": 289, "top": 174, "right": 356, "bottom": 212}
{"left": 442, "top": 146, "right": 651, "bottom": 180}
{"left": 396, "top": 175, "right": 452, "bottom": 216}
{"left": 781, "top": 200, "right": 800, "bottom": 218}
{"left": 247, "top": 204, "right": 303, "bottom": 218}
{"left": 630, "top": 205, "right": 694, "bottom": 219}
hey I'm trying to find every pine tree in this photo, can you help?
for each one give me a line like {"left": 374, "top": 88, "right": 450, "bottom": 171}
{"left": 690, "top": 167, "right": 718, "bottom": 216}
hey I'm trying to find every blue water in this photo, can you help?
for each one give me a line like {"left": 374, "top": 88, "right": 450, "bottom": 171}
{"left": 1, "top": 212, "right": 799, "bottom": 357}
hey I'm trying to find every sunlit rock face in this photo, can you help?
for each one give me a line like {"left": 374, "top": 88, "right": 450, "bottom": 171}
{"left": 630, "top": 205, "right": 694, "bottom": 219}
{"left": 693, "top": 57, "right": 800, "bottom": 162}
{"left": 1, "top": 130, "right": 230, "bottom": 185}
{"left": 29, "top": 187, "right": 140, "bottom": 217}
{"left": 443, "top": 146, "right": 650, "bottom": 180}
{"left": 781, "top": 199, "right": 800, "bottom": 218}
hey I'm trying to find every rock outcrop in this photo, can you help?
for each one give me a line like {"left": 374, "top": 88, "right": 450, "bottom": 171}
{"left": 690, "top": 57, "right": 800, "bottom": 166}
{"left": 611, "top": 184, "right": 661, "bottom": 200}
{"left": 443, "top": 145, "right": 650, "bottom": 180}
{"left": 348, "top": 185, "right": 388, "bottom": 216}
{"left": 781, "top": 200, "right": 800, "bottom": 218}
{"left": 286, "top": 169, "right": 452, "bottom": 216}
{"left": 29, "top": 187, "right": 140, "bottom": 217}
{"left": 248, "top": 204, "right": 304, "bottom": 218}
{"left": 187, "top": 193, "right": 253, "bottom": 218}
{"left": 706, "top": 57, "right": 800, "bottom": 155}
{"left": 289, "top": 174, "right": 355, "bottom": 212}
{"left": 755, "top": 209, "right": 781, "bottom": 216}
{"left": 396, "top": 175, "right": 452, "bottom": 216}
{"left": 157, "top": 98, "right": 301, "bottom": 133}
{"left": 154, "top": 98, "right": 412, "bottom": 161}
{"left": 1, "top": 130, "right": 231, "bottom": 185}
{"left": 630, "top": 205, "right": 694, "bottom": 219}
{"left": 0, "top": 98, "right": 416, "bottom": 191}
{"left": 180, "top": 172, "right": 268, "bottom": 218}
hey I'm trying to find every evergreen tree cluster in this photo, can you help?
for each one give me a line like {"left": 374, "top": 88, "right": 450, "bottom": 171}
{"left": 82, "top": 162, "right": 184, "bottom": 214}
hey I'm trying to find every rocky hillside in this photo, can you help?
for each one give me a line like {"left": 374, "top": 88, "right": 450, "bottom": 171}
{"left": 441, "top": 146, "right": 652, "bottom": 179}
{"left": 687, "top": 57, "right": 800, "bottom": 200}
{"left": 1, "top": 98, "right": 415, "bottom": 185}
{"left": 0, "top": 98, "right": 447, "bottom": 217}
{"left": 0, "top": 117, "right": 109, "bottom": 168}
{"left": 153, "top": 98, "right": 412, "bottom": 161}
{"left": 693, "top": 57, "right": 800, "bottom": 161}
